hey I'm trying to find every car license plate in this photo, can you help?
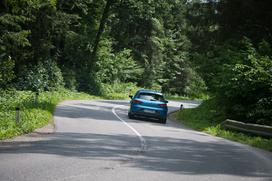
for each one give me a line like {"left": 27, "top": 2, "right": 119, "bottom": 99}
{"left": 143, "top": 109, "right": 155, "bottom": 114}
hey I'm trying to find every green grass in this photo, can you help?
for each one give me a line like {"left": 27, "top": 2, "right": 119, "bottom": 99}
{"left": 101, "top": 82, "right": 140, "bottom": 100}
{"left": 173, "top": 99, "right": 272, "bottom": 152}
{"left": 0, "top": 88, "right": 102, "bottom": 140}
{"left": 164, "top": 93, "right": 210, "bottom": 101}
{"left": 0, "top": 83, "right": 142, "bottom": 140}
{"left": 0, "top": 81, "right": 143, "bottom": 140}
{"left": 164, "top": 94, "right": 191, "bottom": 101}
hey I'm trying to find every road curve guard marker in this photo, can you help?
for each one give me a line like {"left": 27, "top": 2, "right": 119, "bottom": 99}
{"left": 221, "top": 119, "right": 272, "bottom": 138}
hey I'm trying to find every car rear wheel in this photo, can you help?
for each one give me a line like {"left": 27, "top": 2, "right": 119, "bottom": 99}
{"left": 128, "top": 112, "right": 134, "bottom": 119}
{"left": 159, "top": 117, "right": 167, "bottom": 124}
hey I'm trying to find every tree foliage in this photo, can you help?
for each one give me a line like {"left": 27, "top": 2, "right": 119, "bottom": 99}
{"left": 0, "top": 0, "right": 271, "bottom": 125}
{"left": 96, "top": 39, "right": 143, "bottom": 83}
{"left": 187, "top": 0, "right": 272, "bottom": 125}
{"left": 204, "top": 39, "right": 272, "bottom": 124}
{"left": 0, "top": 55, "right": 15, "bottom": 88}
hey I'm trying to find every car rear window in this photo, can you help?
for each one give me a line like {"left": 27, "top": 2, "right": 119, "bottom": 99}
{"left": 138, "top": 93, "right": 164, "bottom": 101}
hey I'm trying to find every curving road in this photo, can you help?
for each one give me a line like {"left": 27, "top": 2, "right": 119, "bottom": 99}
{"left": 0, "top": 100, "right": 272, "bottom": 181}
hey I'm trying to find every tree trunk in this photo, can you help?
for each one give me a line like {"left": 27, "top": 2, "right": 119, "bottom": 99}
{"left": 91, "top": 0, "right": 114, "bottom": 61}
{"left": 0, "top": 0, "right": 8, "bottom": 15}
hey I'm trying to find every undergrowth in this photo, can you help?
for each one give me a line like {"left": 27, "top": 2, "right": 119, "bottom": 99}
{"left": 174, "top": 99, "right": 272, "bottom": 152}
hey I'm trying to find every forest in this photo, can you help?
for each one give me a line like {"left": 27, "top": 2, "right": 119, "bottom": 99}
{"left": 0, "top": 0, "right": 271, "bottom": 128}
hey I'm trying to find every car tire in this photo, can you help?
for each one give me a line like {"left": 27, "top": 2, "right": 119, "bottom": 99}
{"left": 160, "top": 117, "right": 167, "bottom": 124}
{"left": 128, "top": 112, "right": 134, "bottom": 119}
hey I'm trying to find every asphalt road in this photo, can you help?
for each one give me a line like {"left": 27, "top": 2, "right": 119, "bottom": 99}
{"left": 0, "top": 100, "right": 272, "bottom": 181}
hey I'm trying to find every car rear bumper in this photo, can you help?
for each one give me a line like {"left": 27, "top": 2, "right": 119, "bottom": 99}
{"left": 129, "top": 104, "right": 167, "bottom": 119}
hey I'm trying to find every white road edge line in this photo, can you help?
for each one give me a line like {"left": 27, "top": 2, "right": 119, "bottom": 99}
{"left": 112, "top": 105, "right": 147, "bottom": 152}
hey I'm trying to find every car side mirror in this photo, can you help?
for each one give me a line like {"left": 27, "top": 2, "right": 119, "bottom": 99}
{"left": 164, "top": 100, "right": 169, "bottom": 103}
{"left": 129, "top": 95, "right": 133, "bottom": 99}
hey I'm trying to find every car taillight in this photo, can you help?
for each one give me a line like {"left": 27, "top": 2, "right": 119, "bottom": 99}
{"left": 159, "top": 104, "right": 167, "bottom": 107}
{"left": 132, "top": 100, "right": 142, "bottom": 104}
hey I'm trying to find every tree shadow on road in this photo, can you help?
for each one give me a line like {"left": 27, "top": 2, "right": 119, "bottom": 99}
{"left": 0, "top": 132, "right": 271, "bottom": 178}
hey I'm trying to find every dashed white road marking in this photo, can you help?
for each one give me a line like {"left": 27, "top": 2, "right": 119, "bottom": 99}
{"left": 112, "top": 105, "right": 147, "bottom": 152}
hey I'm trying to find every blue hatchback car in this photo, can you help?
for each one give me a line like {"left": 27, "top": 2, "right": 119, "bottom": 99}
{"left": 128, "top": 90, "right": 168, "bottom": 124}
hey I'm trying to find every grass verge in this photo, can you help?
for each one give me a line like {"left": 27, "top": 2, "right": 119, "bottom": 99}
{"left": 165, "top": 93, "right": 209, "bottom": 101}
{"left": 173, "top": 99, "right": 272, "bottom": 152}
{"left": 0, "top": 88, "right": 103, "bottom": 140}
{"left": 0, "top": 82, "right": 143, "bottom": 140}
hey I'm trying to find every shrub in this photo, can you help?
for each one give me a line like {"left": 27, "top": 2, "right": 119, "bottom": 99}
{"left": 213, "top": 38, "right": 272, "bottom": 125}
{"left": 62, "top": 67, "right": 78, "bottom": 91}
{"left": 17, "top": 59, "right": 64, "bottom": 92}
{"left": 18, "top": 62, "right": 48, "bottom": 93}
{"left": 252, "top": 97, "right": 272, "bottom": 126}
{"left": 0, "top": 55, "right": 15, "bottom": 88}
{"left": 96, "top": 38, "right": 143, "bottom": 83}
{"left": 101, "top": 82, "right": 139, "bottom": 99}
{"left": 44, "top": 59, "right": 64, "bottom": 90}
{"left": 184, "top": 68, "right": 207, "bottom": 98}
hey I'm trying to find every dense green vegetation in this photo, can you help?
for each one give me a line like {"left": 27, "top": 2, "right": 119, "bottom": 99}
{"left": 0, "top": 0, "right": 204, "bottom": 96}
{"left": 173, "top": 100, "right": 272, "bottom": 152}
{"left": 187, "top": 0, "right": 272, "bottom": 125}
{"left": 0, "top": 0, "right": 271, "bottom": 140}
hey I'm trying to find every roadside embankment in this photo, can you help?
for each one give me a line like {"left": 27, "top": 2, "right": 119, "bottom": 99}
{"left": 171, "top": 99, "right": 272, "bottom": 152}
